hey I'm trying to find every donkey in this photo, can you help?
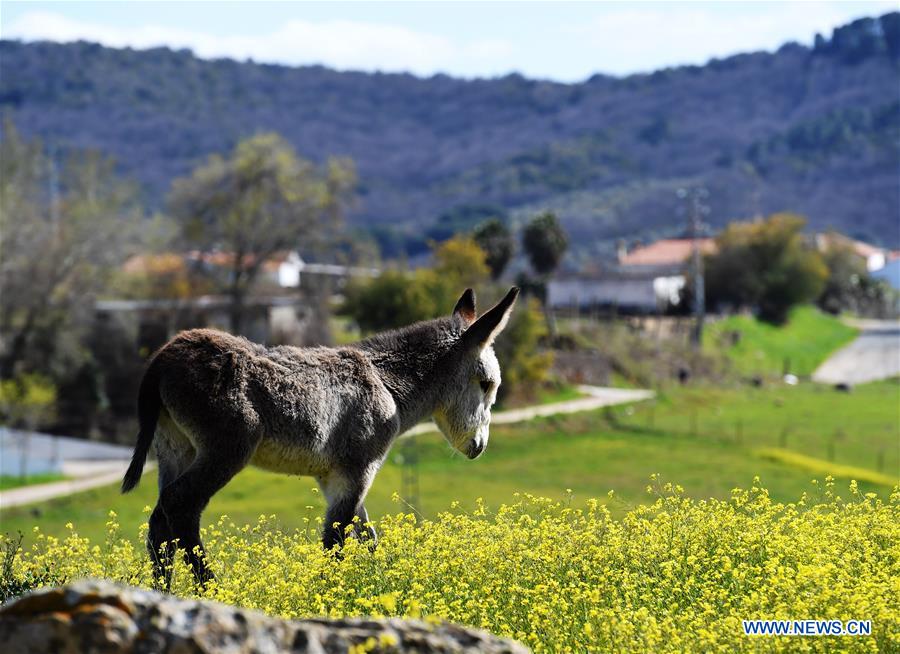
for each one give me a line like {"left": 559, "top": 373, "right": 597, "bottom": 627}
{"left": 121, "top": 287, "right": 519, "bottom": 583}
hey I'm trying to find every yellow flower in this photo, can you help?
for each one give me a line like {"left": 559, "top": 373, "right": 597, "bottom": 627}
{"left": 2, "top": 479, "right": 896, "bottom": 654}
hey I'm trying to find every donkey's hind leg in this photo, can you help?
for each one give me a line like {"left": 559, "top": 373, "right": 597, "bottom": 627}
{"left": 157, "top": 432, "right": 258, "bottom": 585}
{"left": 147, "top": 414, "right": 196, "bottom": 587}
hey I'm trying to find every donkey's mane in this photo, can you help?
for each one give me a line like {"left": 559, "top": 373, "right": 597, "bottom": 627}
{"left": 355, "top": 316, "right": 462, "bottom": 356}
{"left": 354, "top": 316, "right": 464, "bottom": 416}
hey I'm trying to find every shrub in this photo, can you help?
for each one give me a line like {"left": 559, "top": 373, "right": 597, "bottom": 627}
{"left": 705, "top": 214, "right": 828, "bottom": 325}
{"left": 0, "top": 374, "right": 57, "bottom": 428}
{"left": 431, "top": 235, "right": 491, "bottom": 289}
{"left": 3, "top": 480, "right": 897, "bottom": 653}
{"left": 341, "top": 269, "right": 452, "bottom": 333}
{"left": 341, "top": 237, "right": 489, "bottom": 334}
{"left": 493, "top": 297, "right": 553, "bottom": 403}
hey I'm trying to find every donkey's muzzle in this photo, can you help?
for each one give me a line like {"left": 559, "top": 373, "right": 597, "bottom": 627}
{"left": 466, "top": 438, "right": 486, "bottom": 460}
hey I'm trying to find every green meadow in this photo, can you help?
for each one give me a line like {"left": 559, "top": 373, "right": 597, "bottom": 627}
{"left": 704, "top": 305, "right": 858, "bottom": 377}
{"left": 3, "top": 306, "right": 895, "bottom": 547}
{"left": 0, "top": 472, "right": 67, "bottom": 491}
{"left": 2, "top": 380, "right": 895, "bottom": 545}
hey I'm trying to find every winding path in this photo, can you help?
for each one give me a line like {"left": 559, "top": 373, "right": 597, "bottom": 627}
{"left": 812, "top": 319, "right": 900, "bottom": 386}
{"left": 404, "top": 385, "right": 654, "bottom": 437}
{"left": 0, "top": 385, "right": 653, "bottom": 509}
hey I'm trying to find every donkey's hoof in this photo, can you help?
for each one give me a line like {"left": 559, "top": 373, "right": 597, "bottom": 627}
{"left": 192, "top": 565, "right": 216, "bottom": 589}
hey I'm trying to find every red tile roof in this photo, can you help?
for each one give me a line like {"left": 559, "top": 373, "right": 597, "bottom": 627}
{"left": 619, "top": 238, "right": 716, "bottom": 266}
{"left": 816, "top": 233, "right": 885, "bottom": 259}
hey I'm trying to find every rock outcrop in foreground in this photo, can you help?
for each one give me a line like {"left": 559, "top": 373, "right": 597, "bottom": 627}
{"left": 0, "top": 580, "right": 530, "bottom": 653}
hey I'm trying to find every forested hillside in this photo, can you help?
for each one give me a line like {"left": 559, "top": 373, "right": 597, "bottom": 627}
{"left": 1, "top": 13, "right": 897, "bottom": 263}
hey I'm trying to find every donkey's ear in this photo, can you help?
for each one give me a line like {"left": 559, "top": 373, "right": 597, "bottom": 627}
{"left": 452, "top": 288, "right": 477, "bottom": 327}
{"left": 462, "top": 287, "right": 519, "bottom": 350}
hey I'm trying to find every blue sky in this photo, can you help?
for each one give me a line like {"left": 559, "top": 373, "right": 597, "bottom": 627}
{"left": 2, "top": 1, "right": 895, "bottom": 81}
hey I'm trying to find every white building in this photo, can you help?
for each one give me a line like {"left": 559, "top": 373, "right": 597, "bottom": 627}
{"left": 548, "top": 238, "right": 714, "bottom": 313}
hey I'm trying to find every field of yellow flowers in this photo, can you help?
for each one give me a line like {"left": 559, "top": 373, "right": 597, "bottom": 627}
{"left": 3, "top": 478, "right": 898, "bottom": 653}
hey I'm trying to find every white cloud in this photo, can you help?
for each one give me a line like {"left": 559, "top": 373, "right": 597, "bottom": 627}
{"left": 2, "top": 3, "right": 893, "bottom": 80}
{"left": 565, "top": 2, "right": 891, "bottom": 75}
{"left": 2, "top": 10, "right": 516, "bottom": 77}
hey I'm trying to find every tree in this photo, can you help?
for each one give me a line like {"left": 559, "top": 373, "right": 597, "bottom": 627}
{"left": 427, "top": 203, "right": 508, "bottom": 242}
{"left": 0, "top": 374, "right": 56, "bottom": 430}
{"left": 522, "top": 211, "right": 568, "bottom": 277}
{"left": 830, "top": 17, "right": 886, "bottom": 64}
{"left": 882, "top": 12, "right": 900, "bottom": 60}
{"left": 473, "top": 219, "right": 513, "bottom": 280}
{"left": 342, "top": 273, "right": 552, "bottom": 401}
{"left": 0, "top": 119, "right": 142, "bottom": 380}
{"left": 705, "top": 213, "right": 828, "bottom": 324}
{"left": 432, "top": 235, "right": 490, "bottom": 289}
{"left": 168, "top": 133, "right": 355, "bottom": 333}
{"left": 521, "top": 211, "right": 568, "bottom": 334}
{"left": 341, "top": 238, "right": 488, "bottom": 334}
{"left": 816, "top": 237, "right": 868, "bottom": 315}
{"left": 341, "top": 269, "right": 450, "bottom": 334}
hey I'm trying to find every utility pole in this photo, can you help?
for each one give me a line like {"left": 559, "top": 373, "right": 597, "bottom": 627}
{"left": 48, "top": 143, "right": 60, "bottom": 225}
{"left": 677, "top": 187, "right": 709, "bottom": 348}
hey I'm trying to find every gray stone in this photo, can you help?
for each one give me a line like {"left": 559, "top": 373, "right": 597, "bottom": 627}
{"left": 0, "top": 580, "right": 530, "bottom": 653}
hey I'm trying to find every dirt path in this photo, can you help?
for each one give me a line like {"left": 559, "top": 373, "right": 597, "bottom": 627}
{"left": 403, "top": 385, "right": 655, "bottom": 437}
{"left": 0, "top": 464, "right": 142, "bottom": 510}
{"left": 812, "top": 319, "right": 900, "bottom": 386}
{"left": 0, "top": 385, "right": 652, "bottom": 508}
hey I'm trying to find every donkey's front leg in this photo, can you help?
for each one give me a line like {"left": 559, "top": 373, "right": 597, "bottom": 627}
{"left": 319, "top": 473, "right": 374, "bottom": 550}
{"left": 355, "top": 504, "right": 378, "bottom": 549}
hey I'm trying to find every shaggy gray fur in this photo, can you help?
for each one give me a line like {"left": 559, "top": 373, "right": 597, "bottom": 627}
{"left": 122, "top": 287, "right": 519, "bottom": 584}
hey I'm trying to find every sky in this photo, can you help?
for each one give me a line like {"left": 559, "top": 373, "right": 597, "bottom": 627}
{"left": 1, "top": 1, "right": 895, "bottom": 81}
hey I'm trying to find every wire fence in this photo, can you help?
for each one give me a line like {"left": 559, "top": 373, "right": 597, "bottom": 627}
{"left": 602, "top": 402, "right": 899, "bottom": 477}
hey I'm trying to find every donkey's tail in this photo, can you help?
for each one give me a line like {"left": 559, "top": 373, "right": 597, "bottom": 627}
{"left": 121, "top": 358, "right": 162, "bottom": 493}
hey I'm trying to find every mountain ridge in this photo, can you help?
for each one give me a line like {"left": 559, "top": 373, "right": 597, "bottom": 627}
{"left": 1, "top": 12, "right": 898, "bottom": 263}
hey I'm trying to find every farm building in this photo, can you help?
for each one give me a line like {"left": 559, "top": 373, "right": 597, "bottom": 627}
{"left": 548, "top": 238, "right": 715, "bottom": 313}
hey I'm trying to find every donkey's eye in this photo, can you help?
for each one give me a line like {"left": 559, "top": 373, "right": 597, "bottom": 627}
{"left": 479, "top": 380, "right": 491, "bottom": 394}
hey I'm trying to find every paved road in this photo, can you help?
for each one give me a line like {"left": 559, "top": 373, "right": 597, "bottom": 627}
{"left": 0, "top": 385, "right": 652, "bottom": 508}
{"left": 812, "top": 319, "right": 900, "bottom": 386}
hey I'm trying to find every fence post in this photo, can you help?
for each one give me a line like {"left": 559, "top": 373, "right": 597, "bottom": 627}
{"left": 16, "top": 430, "right": 31, "bottom": 479}
{"left": 400, "top": 438, "right": 420, "bottom": 516}
{"left": 877, "top": 448, "right": 885, "bottom": 473}
{"left": 779, "top": 426, "right": 789, "bottom": 448}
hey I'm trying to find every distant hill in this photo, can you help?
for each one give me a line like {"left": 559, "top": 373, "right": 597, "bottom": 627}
{"left": 1, "top": 13, "right": 898, "bottom": 264}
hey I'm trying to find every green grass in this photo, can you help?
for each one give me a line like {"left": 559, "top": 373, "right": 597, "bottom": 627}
{"left": 532, "top": 383, "right": 584, "bottom": 405}
{"left": 494, "top": 382, "right": 584, "bottom": 410}
{"left": 2, "top": 381, "right": 895, "bottom": 545}
{"left": 704, "top": 305, "right": 857, "bottom": 377}
{"left": 0, "top": 473, "right": 67, "bottom": 491}
{"left": 613, "top": 379, "right": 900, "bottom": 475}
{"left": 329, "top": 314, "right": 362, "bottom": 346}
